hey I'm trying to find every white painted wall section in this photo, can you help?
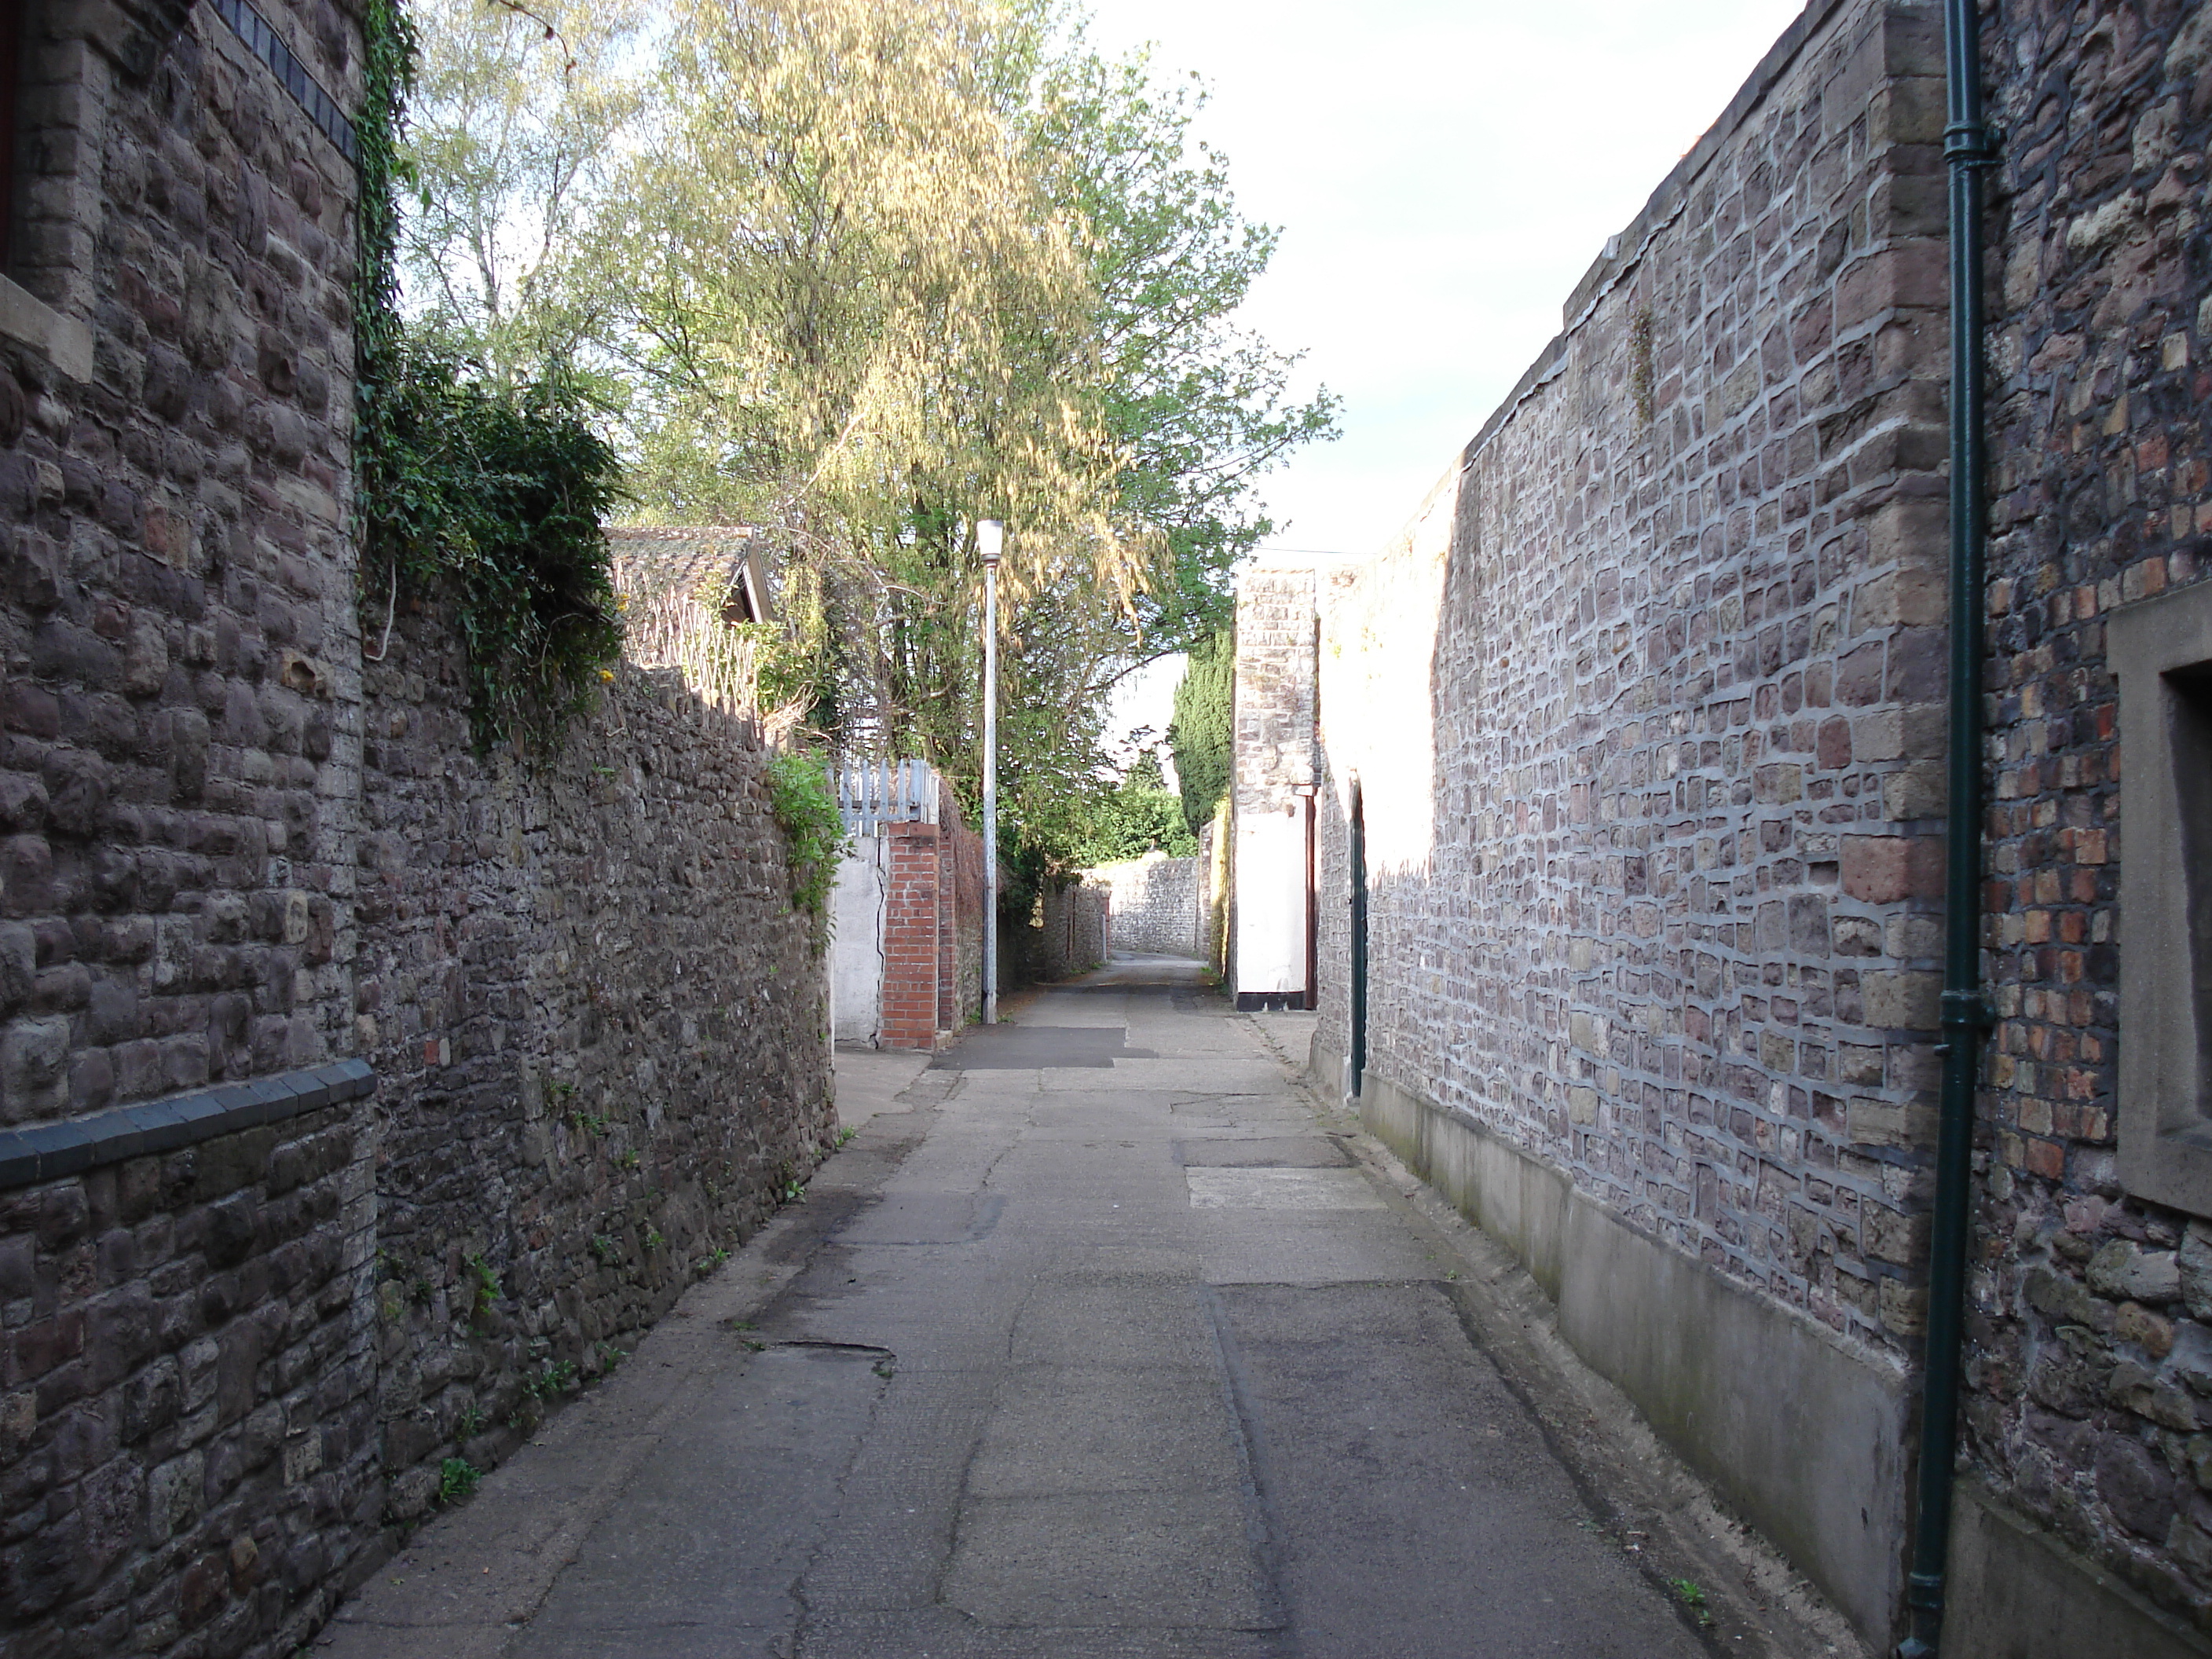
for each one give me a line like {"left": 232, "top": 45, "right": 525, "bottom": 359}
{"left": 830, "top": 838, "right": 888, "bottom": 1046}
{"left": 1234, "top": 809, "right": 1307, "bottom": 997}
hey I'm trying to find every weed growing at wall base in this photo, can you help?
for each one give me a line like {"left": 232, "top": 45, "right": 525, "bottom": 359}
{"left": 438, "top": 1457, "right": 481, "bottom": 1503}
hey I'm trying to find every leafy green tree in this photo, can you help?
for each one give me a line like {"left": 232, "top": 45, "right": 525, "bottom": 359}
{"left": 1028, "top": 40, "right": 1339, "bottom": 654}
{"left": 357, "top": 0, "right": 625, "bottom": 751}
{"left": 389, "top": 0, "right": 1335, "bottom": 874}
{"left": 1064, "top": 751, "right": 1198, "bottom": 866}
{"left": 397, "top": 0, "right": 647, "bottom": 383}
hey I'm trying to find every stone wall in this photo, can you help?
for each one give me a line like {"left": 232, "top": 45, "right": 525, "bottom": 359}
{"left": 2, "top": 0, "right": 363, "bottom": 1133}
{"left": 0, "top": 4, "right": 834, "bottom": 1654}
{"left": 0, "top": 5, "right": 382, "bottom": 1654}
{"left": 1086, "top": 850, "right": 1203, "bottom": 958}
{"left": 1232, "top": 562, "right": 1319, "bottom": 1006}
{"left": 357, "top": 610, "right": 833, "bottom": 1525}
{"left": 949, "top": 798, "right": 983, "bottom": 1026}
{"left": 1960, "top": 0, "right": 2212, "bottom": 1634}
{"left": 1295, "top": 0, "right": 1949, "bottom": 1640}
{"left": 1005, "top": 878, "right": 1108, "bottom": 984}
{"left": 1279, "top": 0, "right": 2212, "bottom": 1646}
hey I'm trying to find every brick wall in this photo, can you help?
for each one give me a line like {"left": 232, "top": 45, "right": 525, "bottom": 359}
{"left": 830, "top": 794, "right": 980, "bottom": 1051}
{"left": 1960, "top": 0, "right": 2212, "bottom": 1626}
{"left": 879, "top": 821, "right": 946, "bottom": 1049}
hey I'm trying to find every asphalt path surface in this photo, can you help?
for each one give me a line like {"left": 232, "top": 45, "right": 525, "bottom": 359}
{"left": 325, "top": 958, "right": 1723, "bottom": 1658}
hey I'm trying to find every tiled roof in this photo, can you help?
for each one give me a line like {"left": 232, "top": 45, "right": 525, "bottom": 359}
{"left": 606, "top": 526, "right": 771, "bottom": 624}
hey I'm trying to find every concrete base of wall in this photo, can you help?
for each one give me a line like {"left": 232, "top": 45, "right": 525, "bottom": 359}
{"left": 1314, "top": 1040, "right": 2212, "bottom": 1656}
{"left": 1313, "top": 1038, "right": 1910, "bottom": 1650}
{"left": 1943, "top": 1475, "right": 2212, "bottom": 1659}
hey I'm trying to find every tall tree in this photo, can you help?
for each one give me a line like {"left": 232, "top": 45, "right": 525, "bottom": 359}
{"left": 392, "top": 0, "right": 1338, "bottom": 873}
{"left": 1027, "top": 41, "right": 1339, "bottom": 655}
{"left": 397, "top": 0, "right": 646, "bottom": 383}
{"left": 1167, "top": 628, "right": 1233, "bottom": 835}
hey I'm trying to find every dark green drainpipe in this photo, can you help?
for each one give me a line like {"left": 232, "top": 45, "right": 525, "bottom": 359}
{"left": 1899, "top": 0, "right": 1998, "bottom": 1652}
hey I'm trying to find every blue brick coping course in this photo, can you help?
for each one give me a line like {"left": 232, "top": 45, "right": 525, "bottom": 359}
{"left": 0, "top": 1058, "right": 376, "bottom": 1190}
{"left": 208, "top": 0, "right": 359, "bottom": 166}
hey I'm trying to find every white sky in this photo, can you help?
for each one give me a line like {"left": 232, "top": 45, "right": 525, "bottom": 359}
{"left": 1098, "top": 0, "right": 1807, "bottom": 754}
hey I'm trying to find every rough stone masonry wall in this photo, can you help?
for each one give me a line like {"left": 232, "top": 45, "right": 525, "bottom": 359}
{"left": 947, "top": 794, "right": 983, "bottom": 1031}
{"left": 1, "top": 0, "right": 363, "bottom": 1137}
{"left": 1958, "top": 0, "right": 2212, "bottom": 1630}
{"left": 0, "top": 4, "right": 835, "bottom": 1655}
{"left": 1086, "top": 852, "right": 1203, "bottom": 957}
{"left": 1006, "top": 878, "right": 1108, "bottom": 984}
{"left": 1318, "top": 0, "right": 1961, "bottom": 1364}
{"left": 0, "top": 5, "right": 381, "bottom": 1656}
{"left": 358, "top": 612, "right": 833, "bottom": 1525}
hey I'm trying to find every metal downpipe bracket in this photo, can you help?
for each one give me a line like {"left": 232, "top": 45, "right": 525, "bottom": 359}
{"left": 1899, "top": 2, "right": 1998, "bottom": 1655}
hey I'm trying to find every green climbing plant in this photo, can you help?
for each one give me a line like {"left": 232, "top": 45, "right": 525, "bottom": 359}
{"left": 766, "top": 753, "right": 849, "bottom": 921}
{"left": 355, "top": 0, "right": 625, "bottom": 752}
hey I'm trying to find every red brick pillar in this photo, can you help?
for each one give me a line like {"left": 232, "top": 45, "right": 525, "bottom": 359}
{"left": 880, "top": 822, "right": 944, "bottom": 1049}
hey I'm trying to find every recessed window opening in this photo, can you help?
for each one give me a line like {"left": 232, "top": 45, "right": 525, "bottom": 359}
{"left": 2111, "top": 581, "right": 2212, "bottom": 1216}
{"left": 2169, "top": 661, "right": 2212, "bottom": 1129}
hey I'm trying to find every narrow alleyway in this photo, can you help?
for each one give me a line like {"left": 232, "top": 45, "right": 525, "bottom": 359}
{"left": 322, "top": 961, "right": 1809, "bottom": 1659}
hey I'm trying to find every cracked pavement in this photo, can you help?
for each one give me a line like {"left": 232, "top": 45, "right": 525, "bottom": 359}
{"left": 320, "top": 956, "right": 1827, "bottom": 1658}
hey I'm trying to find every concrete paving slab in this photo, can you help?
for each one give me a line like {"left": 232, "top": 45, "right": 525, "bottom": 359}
{"left": 1044, "top": 1058, "right": 1287, "bottom": 1092}
{"left": 1176, "top": 1135, "right": 1351, "bottom": 1167}
{"left": 1208, "top": 1280, "right": 1704, "bottom": 1659}
{"left": 945, "top": 1489, "right": 1276, "bottom": 1631}
{"left": 836, "top": 1189, "right": 1007, "bottom": 1244}
{"left": 831, "top": 1047, "right": 932, "bottom": 1126}
{"left": 962, "top": 1363, "right": 1245, "bottom": 1497}
{"left": 936, "top": 1024, "right": 1157, "bottom": 1069}
{"left": 1198, "top": 1208, "right": 1444, "bottom": 1284}
{"left": 1002, "top": 1276, "right": 1218, "bottom": 1369}
{"left": 522, "top": 1345, "right": 884, "bottom": 1644}
{"left": 797, "top": 1607, "right": 1287, "bottom": 1659}
{"left": 1185, "top": 1166, "right": 1386, "bottom": 1210}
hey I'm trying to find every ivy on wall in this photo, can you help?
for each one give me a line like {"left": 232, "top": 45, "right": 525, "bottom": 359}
{"left": 354, "top": 0, "right": 624, "bottom": 749}
{"left": 765, "top": 753, "right": 849, "bottom": 922}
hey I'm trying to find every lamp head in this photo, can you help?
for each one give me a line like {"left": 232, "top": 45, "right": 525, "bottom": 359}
{"left": 976, "top": 519, "right": 1004, "bottom": 566}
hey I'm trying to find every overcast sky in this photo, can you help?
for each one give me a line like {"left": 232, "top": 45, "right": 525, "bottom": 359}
{"left": 1086, "top": 0, "right": 1808, "bottom": 558}
{"left": 1096, "top": 0, "right": 1807, "bottom": 754}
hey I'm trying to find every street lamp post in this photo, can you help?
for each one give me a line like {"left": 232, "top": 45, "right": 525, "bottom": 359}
{"left": 978, "top": 520, "right": 1002, "bottom": 1026}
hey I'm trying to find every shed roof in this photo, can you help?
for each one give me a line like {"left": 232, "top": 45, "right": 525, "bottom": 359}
{"left": 605, "top": 526, "right": 774, "bottom": 624}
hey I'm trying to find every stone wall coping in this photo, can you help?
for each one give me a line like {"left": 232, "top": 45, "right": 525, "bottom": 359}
{"left": 0, "top": 273, "right": 93, "bottom": 382}
{"left": 0, "top": 1058, "right": 375, "bottom": 1191}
